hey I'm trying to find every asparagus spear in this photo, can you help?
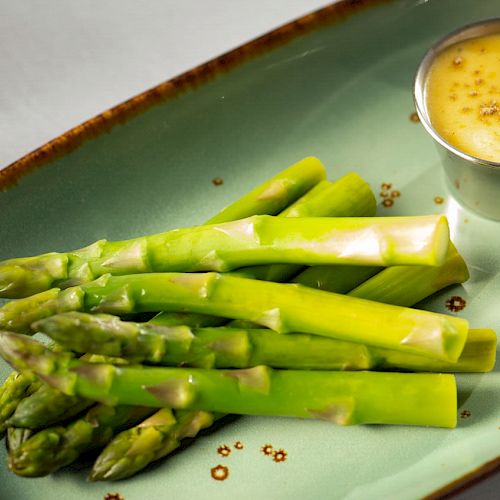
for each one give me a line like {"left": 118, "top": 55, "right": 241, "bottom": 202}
{"left": 34, "top": 313, "right": 496, "bottom": 373}
{"left": 278, "top": 175, "right": 375, "bottom": 218}
{"left": 8, "top": 403, "right": 154, "bottom": 477}
{"left": 205, "top": 156, "right": 326, "bottom": 224}
{"left": 0, "top": 213, "right": 449, "bottom": 305}
{"left": 0, "top": 157, "right": 326, "bottom": 300}
{"left": 90, "top": 409, "right": 217, "bottom": 481}
{"left": 0, "top": 272, "right": 468, "bottom": 361}
{"left": 0, "top": 334, "right": 457, "bottom": 428}
{"left": 2, "top": 237, "right": 470, "bottom": 449}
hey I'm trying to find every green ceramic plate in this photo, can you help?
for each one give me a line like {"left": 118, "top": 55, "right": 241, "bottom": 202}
{"left": 1, "top": 1, "right": 499, "bottom": 498}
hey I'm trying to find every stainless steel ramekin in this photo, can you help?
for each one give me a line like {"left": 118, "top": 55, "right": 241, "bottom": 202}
{"left": 414, "top": 18, "right": 500, "bottom": 220}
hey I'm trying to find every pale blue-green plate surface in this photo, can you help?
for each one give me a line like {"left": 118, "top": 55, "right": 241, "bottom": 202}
{"left": 1, "top": 1, "right": 499, "bottom": 498}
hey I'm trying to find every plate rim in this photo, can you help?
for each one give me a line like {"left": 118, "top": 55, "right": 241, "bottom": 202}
{"left": 0, "top": 0, "right": 384, "bottom": 190}
{"left": 0, "top": 0, "right": 498, "bottom": 496}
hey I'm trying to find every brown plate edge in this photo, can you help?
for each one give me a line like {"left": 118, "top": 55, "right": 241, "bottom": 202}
{"left": 425, "top": 455, "right": 500, "bottom": 500}
{"left": 0, "top": 0, "right": 389, "bottom": 190}
{"left": 1, "top": 0, "right": 499, "bottom": 497}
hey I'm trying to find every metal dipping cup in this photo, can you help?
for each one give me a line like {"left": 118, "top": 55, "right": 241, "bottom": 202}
{"left": 414, "top": 18, "right": 500, "bottom": 220}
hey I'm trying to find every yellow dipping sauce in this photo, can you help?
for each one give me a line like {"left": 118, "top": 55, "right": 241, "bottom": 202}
{"left": 425, "top": 33, "right": 500, "bottom": 162}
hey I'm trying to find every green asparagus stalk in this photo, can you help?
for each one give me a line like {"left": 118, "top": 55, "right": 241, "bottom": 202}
{"left": 34, "top": 313, "right": 496, "bottom": 373}
{"left": 278, "top": 175, "right": 376, "bottom": 218}
{"left": 90, "top": 409, "right": 217, "bottom": 481}
{"left": 347, "top": 243, "right": 469, "bottom": 306}
{"left": 0, "top": 157, "right": 326, "bottom": 300}
{"left": 0, "top": 271, "right": 468, "bottom": 360}
{"left": 149, "top": 311, "right": 228, "bottom": 328}
{"left": 205, "top": 156, "right": 326, "bottom": 224}
{"left": 0, "top": 334, "right": 457, "bottom": 428}
{"left": 82, "top": 214, "right": 449, "bottom": 269}
{"left": 8, "top": 403, "right": 154, "bottom": 477}
{"left": 0, "top": 213, "right": 449, "bottom": 305}
{"left": 292, "top": 265, "right": 383, "bottom": 294}
{"left": 292, "top": 242, "right": 468, "bottom": 303}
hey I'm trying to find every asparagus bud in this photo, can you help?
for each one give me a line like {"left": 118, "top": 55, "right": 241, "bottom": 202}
{"left": 90, "top": 409, "right": 217, "bottom": 481}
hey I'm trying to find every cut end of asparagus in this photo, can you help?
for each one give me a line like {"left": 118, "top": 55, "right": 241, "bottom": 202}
{"left": 431, "top": 215, "right": 451, "bottom": 267}
{"left": 432, "top": 243, "right": 470, "bottom": 290}
{"left": 381, "top": 215, "right": 450, "bottom": 267}
{"left": 457, "top": 328, "right": 497, "bottom": 372}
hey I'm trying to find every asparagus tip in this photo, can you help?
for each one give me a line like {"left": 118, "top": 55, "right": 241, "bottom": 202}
{"left": 0, "top": 265, "right": 24, "bottom": 298}
{"left": 0, "top": 331, "right": 43, "bottom": 371}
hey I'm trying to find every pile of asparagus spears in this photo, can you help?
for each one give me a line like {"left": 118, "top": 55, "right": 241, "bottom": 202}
{"left": 0, "top": 157, "right": 496, "bottom": 481}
